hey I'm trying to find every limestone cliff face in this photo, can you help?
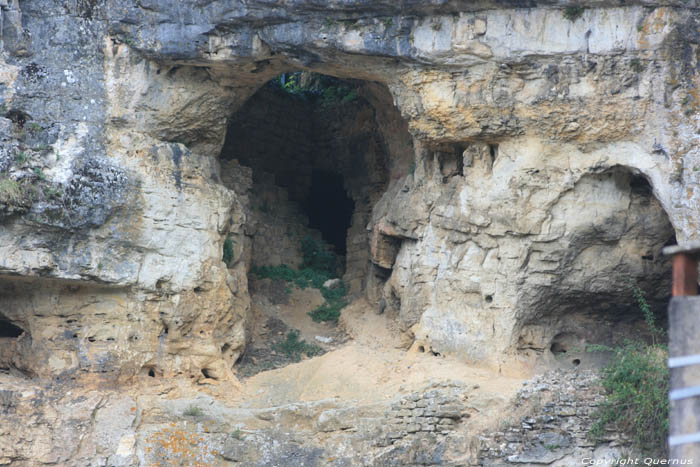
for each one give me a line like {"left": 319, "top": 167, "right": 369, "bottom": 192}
{"left": 0, "top": 0, "right": 696, "bottom": 379}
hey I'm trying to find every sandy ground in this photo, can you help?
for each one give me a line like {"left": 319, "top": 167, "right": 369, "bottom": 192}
{"left": 235, "top": 293, "right": 524, "bottom": 411}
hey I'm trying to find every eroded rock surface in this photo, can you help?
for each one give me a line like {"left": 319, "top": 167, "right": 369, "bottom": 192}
{"left": 0, "top": 0, "right": 696, "bottom": 463}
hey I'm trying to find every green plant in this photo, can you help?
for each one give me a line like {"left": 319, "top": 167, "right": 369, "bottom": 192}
{"left": 230, "top": 429, "right": 245, "bottom": 440}
{"left": 15, "top": 151, "right": 28, "bottom": 164}
{"left": 309, "top": 299, "right": 345, "bottom": 323}
{"left": 28, "top": 122, "right": 41, "bottom": 133}
{"left": 382, "top": 17, "right": 393, "bottom": 28}
{"left": 222, "top": 235, "right": 234, "bottom": 267}
{"left": 310, "top": 281, "right": 347, "bottom": 323}
{"left": 301, "top": 236, "right": 338, "bottom": 275}
{"left": 588, "top": 283, "right": 669, "bottom": 456}
{"left": 252, "top": 264, "right": 332, "bottom": 290}
{"left": 563, "top": 5, "right": 585, "bottom": 21}
{"left": 320, "top": 85, "right": 358, "bottom": 108}
{"left": 274, "top": 329, "right": 322, "bottom": 362}
{"left": 252, "top": 237, "right": 348, "bottom": 323}
{"left": 41, "top": 185, "right": 63, "bottom": 199}
{"left": 33, "top": 144, "right": 51, "bottom": 152}
{"left": 630, "top": 58, "right": 645, "bottom": 73}
{"left": 631, "top": 284, "right": 664, "bottom": 345}
{"left": 430, "top": 22, "right": 442, "bottom": 31}
{"left": 182, "top": 405, "right": 203, "bottom": 417}
{"left": 0, "top": 178, "right": 24, "bottom": 205}
{"left": 33, "top": 167, "right": 46, "bottom": 181}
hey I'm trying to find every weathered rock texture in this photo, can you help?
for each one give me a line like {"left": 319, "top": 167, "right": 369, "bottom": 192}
{"left": 0, "top": 0, "right": 694, "bottom": 377}
{"left": 0, "top": 0, "right": 697, "bottom": 461}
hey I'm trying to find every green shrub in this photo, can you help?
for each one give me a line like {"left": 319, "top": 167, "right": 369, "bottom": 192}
{"left": 589, "top": 285, "right": 669, "bottom": 456}
{"left": 252, "top": 237, "right": 348, "bottom": 324}
{"left": 301, "top": 236, "right": 338, "bottom": 275}
{"left": 563, "top": 6, "right": 585, "bottom": 21}
{"left": 182, "top": 405, "right": 203, "bottom": 417}
{"left": 308, "top": 299, "right": 346, "bottom": 323}
{"left": 251, "top": 264, "right": 299, "bottom": 282}
{"left": 274, "top": 329, "right": 322, "bottom": 362}
{"left": 222, "top": 235, "right": 234, "bottom": 267}
{"left": 252, "top": 264, "right": 334, "bottom": 290}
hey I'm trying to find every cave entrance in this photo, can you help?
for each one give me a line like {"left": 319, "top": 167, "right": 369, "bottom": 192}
{"left": 219, "top": 71, "right": 400, "bottom": 295}
{"left": 517, "top": 166, "right": 675, "bottom": 370}
{"left": 305, "top": 169, "right": 354, "bottom": 256}
{"left": 0, "top": 312, "right": 23, "bottom": 372}
{"left": 0, "top": 317, "right": 22, "bottom": 338}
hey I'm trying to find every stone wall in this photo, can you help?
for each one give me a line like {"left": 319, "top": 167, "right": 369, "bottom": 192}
{"left": 478, "top": 370, "right": 633, "bottom": 466}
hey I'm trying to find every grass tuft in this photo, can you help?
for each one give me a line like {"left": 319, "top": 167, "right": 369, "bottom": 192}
{"left": 182, "top": 405, "right": 203, "bottom": 417}
{"left": 588, "top": 283, "right": 668, "bottom": 456}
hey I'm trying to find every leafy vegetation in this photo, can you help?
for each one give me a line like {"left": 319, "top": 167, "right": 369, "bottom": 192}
{"left": 301, "top": 235, "right": 338, "bottom": 274}
{"left": 33, "top": 167, "right": 46, "bottom": 181}
{"left": 563, "top": 5, "right": 585, "bottom": 21}
{"left": 222, "top": 235, "right": 234, "bottom": 267}
{"left": 274, "top": 329, "right": 322, "bottom": 362}
{"left": 270, "top": 72, "right": 359, "bottom": 108}
{"left": 251, "top": 236, "right": 348, "bottom": 323}
{"left": 588, "top": 284, "right": 669, "bottom": 456}
{"left": 251, "top": 264, "right": 332, "bottom": 290}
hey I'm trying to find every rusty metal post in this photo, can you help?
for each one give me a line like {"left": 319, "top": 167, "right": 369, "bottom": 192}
{"left": 672, "top": 253, "right": 699, "bottom": 297}
{"left": 664, "top": 243, "right": 700, "bottom": 462}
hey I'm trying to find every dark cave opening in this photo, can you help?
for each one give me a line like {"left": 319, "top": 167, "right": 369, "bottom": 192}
{"left": 0, "top": 316, "right": 23, "bottom": 338}
{"left": 304, "top": 170, "right": 355, "bottom": 255}
{"left": 218, "top": 70, "right": 400, "bottom": 291}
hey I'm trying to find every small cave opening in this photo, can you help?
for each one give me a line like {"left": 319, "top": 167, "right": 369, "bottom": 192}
{"left": 304, "top": 169, "right": 355, "bottom": 255}
{"left": 0, "top": 313, "right": 24, "bottom": 372}
{"left": 0, "top": 316, "right": 23, "bottom": 338}
{"left": 518, "top": 166, "right": 675, "bottom": 368}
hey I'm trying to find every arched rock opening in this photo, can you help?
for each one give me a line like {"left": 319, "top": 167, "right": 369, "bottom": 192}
{"left": 219, "top": 72, "right": 407, "bottom": 296}
{"left": 516, "top": 166, "right": 674, "bottom": 370}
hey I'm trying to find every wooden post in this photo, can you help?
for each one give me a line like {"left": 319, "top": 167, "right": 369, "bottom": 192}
{"left": 672, "top": 254, "right": 699, "bottom": 297}
{"left": 664, "top": 243, "right": 700, "bottom": 462}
